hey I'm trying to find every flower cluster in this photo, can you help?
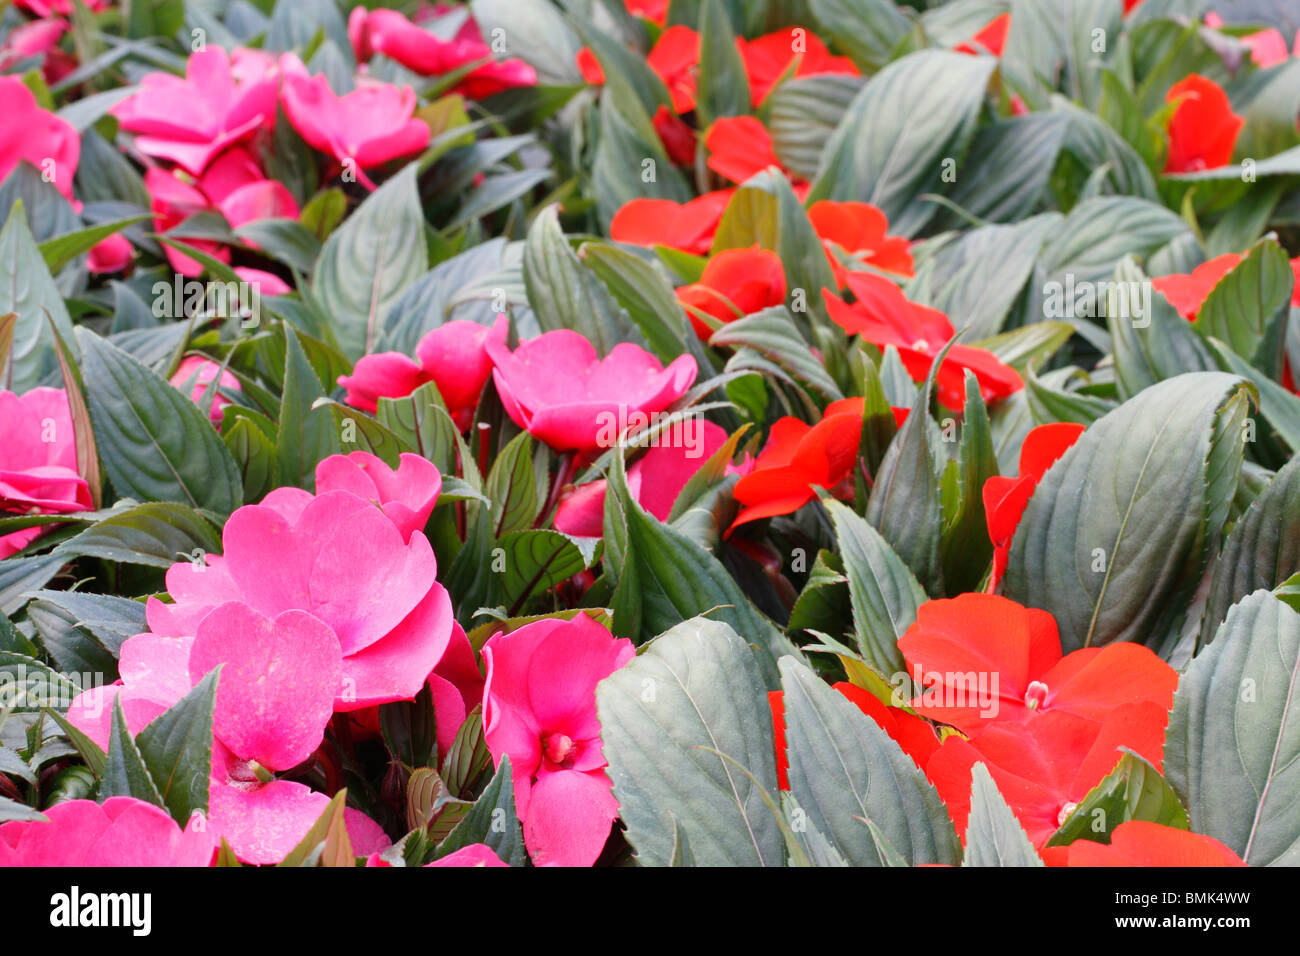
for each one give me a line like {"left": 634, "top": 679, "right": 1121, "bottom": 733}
{"left": 1, "top": 0, "right": 1297, "bottom": 877}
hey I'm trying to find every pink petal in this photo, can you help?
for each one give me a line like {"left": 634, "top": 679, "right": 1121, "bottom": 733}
{"left": 522, "top": 769, "right": 618, "bottom": 867}
{"left": 209, "top": 779, "right": 386, "bottom": 865}
{"left": 428, "top": 843, "right": 509, "bottom": 867}
{"left": 338, "top": 582, "right": 455, "bottom": 709}
{"left": 189, "top": 602, "right": 342, "bottom": 771}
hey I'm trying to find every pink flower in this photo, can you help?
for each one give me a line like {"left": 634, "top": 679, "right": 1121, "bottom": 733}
{"left": 233, "top": 267, "right": 292, "bottom": 297}
{"left": 348, "top": 7, "right": 537, "bottom": 99}
{"left": 1205, "top": 12, "right": 1290, "bottom": 69}
{"left": 425, "top": 621, "right": 485, "bottom": 756}
{"left": 482, "top": 615, "right": 634, "bottom": 866}
{"left": 169, "top": 356, "right": 241, "bottom": 426}
{"left": 280, "top": 71, "right": 430, "bottom": 188}
{"left": 486, "top": 331, "right": 698, "bottom": 453}
{"left": 0, "top": 75, "right": 79, "bottom": 200}
{"left": 146, "top": 148, "right": 299, "bottom": 276}
{"left": 339, "top": 319, "right": 506, "bottom": 430}
{"left": 140, "top": 485, "right": 454, "bottom": 711}
{"left": 0, "top": 387, "right": 92, "bottom": 558}
{"left": 553, "top": 420, "right": 741, "bottom": 536}
{"left": 262, "top": 451, "right": 442, "bottom": 544}
{"left": 15, "top": 0, "right": 109, "bottom": 14}
{"left": 67, "top": 606, "right": 390, "bottom": 864}
{"left": 86, "top": 233, "right": 134, "bottom": 274}
{"left": 366, "top": 843, "right": 508, "bottom": 866}
{"left": 0, "top": 797, "right": 214, "bottom": 867}
{"left": 0, "top": 18, "right": 75, "bottom": 85}
{"left": 111, "top": 46, "right": 281, "bottom": 175}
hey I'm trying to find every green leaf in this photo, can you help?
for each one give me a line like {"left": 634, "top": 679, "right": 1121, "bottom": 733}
{"left": 916, "top": 214, "right": 1060, "bottom": 340}
{"left": 44, "top": 708, "right": 106, "bottom": 778}
{"left": 780, "top": 655, "right": 961, "bottom": 866}
{"left": 135, "top": 669, "right": 218, "bottom": 827}
{"left": 54, "top": 502, "right": 221, "bottom": 568}
{"left": 607, "top": 450, "right": 799, "bottom": 685}
{"left": 0, "top": 554, "right": 65, "bottom": 616}
{"left": 223, "top": 416, "right": 277, "bottom": 504}
{"left": 1207, "top": 341, "right": 1300, "bottom": 456}
{"left": 312, "top": 163, "right": 426, "bottom": 360}
{"left": 1194, "top": 237, "right": 1294, "bottom": 370}
{"left": 866, "top": 347, "right": 946, "bottom": 595}
{"left": 317, "top": 398, "right": 407, "bottom": 468}
{"left": 579, "top": 242, "right": 689, "bottom": 364}
{"left": 435, "top": 755, "right": 527, "bottom": 867}
{"left": 808, "top": 0, "right": 912, "bottom": 72}
{"left": 77, "top": 329, "right": 242, "bottom": 514}
{"left": 275, "top": 326, "right": 340, "bottom": 491}
{"left": 523, "top": 205, "right": 641, "bottom": 355}
{"left": 1048, "top": 750, "right": 1187, "bottom": 848}
{"left": 277, "top": 789, "right": 355, "bottom": 867}
{"left": 697, "top": 0, "right": 750, "bottom": 126}
{"left": 26, "top": 600, "right": 120, "bottom": 679}
{"left": 809, "top": 50, "right": 996, "bottom": 237}
{"left": 709, "top": 307, "right": 843, "bottom": 400}
{"left": 1200, "top": 455, "right": 1300, "bottom": 649}
{"left": 1026, "top": 366, "right": 1114, "bottom": 427}
{"left": 767, "top": 74, "right": 863, "bottom": 181}
{"left": 0, "top": 200, "right": 77, "bottom": 391}
{"left": 0, "top": 647, "right": 83, "bottom": 710}
{"left": 37, "top": 215, "right": 150, "bottom": 272}
{"left": 1165, "top": 589, "right": 1300, "bottom": 865}
{"left": 826, "top": 501, "right": 926, "bottom": 676}
{"left": 597, "top": 617, "right": 786, "bottom": 866}
{"left": 484, "top": 432, "right": 545, "bottom": 537}
{"left": 102, "top": 697, "right": 165, "bottom": 809}
{"left": 1164, "top": 144, "right": 1300, "bottom": 181}
{"left": 942, "top": 114, "right": 1070, "bottom": 226}
{"left": 1108, "top": 256, "right": 1218, "bottom": 400}
{"left": 1003, "top": 372, "right": 1253, "bottom": 654}
{"left": 0, "top": 798, "right": 47, "bottom": 823}
{"left": 964, "top": 763, "right": 1044, "bottom": 867}
{"left": 940, "top": 373, "right": 997, "bottom": 594}
{"left": 25, "top": 589, "right": 146, "bottom": 656}
{"left": 496, "top": 529, "right": 596, "bottom": 614}
{"left": 233, "top": 219, "right": 320, "bottom": 275}
{"left": 377, "top": 382, "right": 462, "bottom": 476}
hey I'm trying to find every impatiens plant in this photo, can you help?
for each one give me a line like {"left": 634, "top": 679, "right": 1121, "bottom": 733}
{"left": 0, "top": 0, "right": 1298, "bottom": 883}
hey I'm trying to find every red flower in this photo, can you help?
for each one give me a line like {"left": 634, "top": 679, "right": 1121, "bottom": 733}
{"left": 625, "top": 0, "right": 668, "bottom": 25}
{"left": 769, "top": 682, "right": 939, "bottom": 791}
{"left": 954, "top": 13, "right": 1011, "bottom": 56}
{"left": 1150, "top": 253, "right": 1243, "bottom": 320}
{"left": 653, "top": 105, "right": 696, "bottom": 166}
{"left": 898, "top": 593, "right": 1177, "bottom": 735}
{"left": 1050, "top": 821, "right": 1245, "bottom": 867}
{"left": 704, "top": 115, "right": 786, "bottom": 185}
{"left": 927, "top": 702, "right": 1170, "bottom": 847}
{"left": 1163, "top": 75, "right": 1242, "bottom": 173}
{"left": 824, "top": 272, "right": 1023, "bottom": 410}
{"left": 729, "top": 398, "right": 908, "bottom": 532}
{"left": 577, "top": 25, "right": 699, "bottom": 114}
{"left": 982, "top": 423, "right": 1085, "bottom": 589}
{"left": 808, "top": 200, "right": 914, "bottom": 287}
{"left": 609, "top": 189, "right": 735, "bottom": 255}
{"left": 676, "top": 246, "right": 787, "bottom": 339}
{"left": 737, "top": 29, "right": 858, "bottom": 107}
